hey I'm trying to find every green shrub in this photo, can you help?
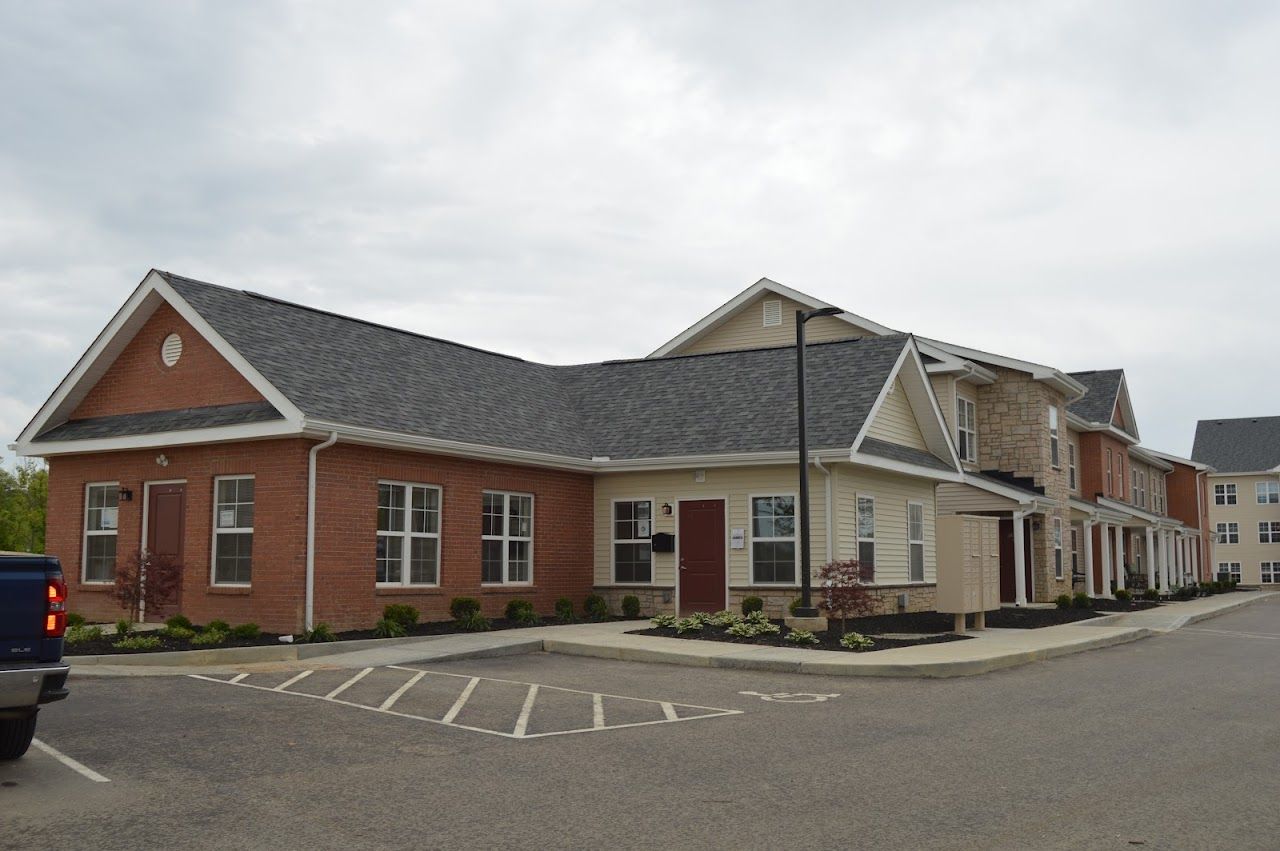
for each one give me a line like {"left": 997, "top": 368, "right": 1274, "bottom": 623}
{"left": 1072, "top": 592, "right": 1092, "bottom": 609}
{"left": 449, "top": 597, "right": 481, "bottom": 620}
{"left": 67, "top": 613, "right": 86, "bottom": 628}
{"left": 1115, "top": 588, "right": 1132, "bottom": 602}
{"left": 555, "top": 597, "right": 576, "bottom": 623}
{"left": 1055, "top": 594, "right": 1072, "bottom": 609}
{"left": 206, "top": 619, "right": 231, "bottom": 634}
{"left": 505, "top": 598, "right": 534, "bottom": 621}
{"left": 585, "top": 594, "right": 609, "bottom": 621}
{"left": 709, "top": 610, "right": 742, "bottom": 627}
{"left": 230, "top": 623, "right": 261, "bottom": 639}
{"left": 115, "top": 618, "right": 133, "bottom": 637}
{"left": 300, "top": 622, "right": 337, "bottom": 643}
{"left": 726, "top": 619, "right": 780, "bottom": 638}
{"left": 65, "top": 625, "right": 104, "bottom": 645}
{"left": 741, "top": 596, "right": 764, "bottom": 615}
{"left": 788, "top": 597, "right": 802, "bottom": 616}
{"left": 785, "top": 629, "right": 819, "bottom": 645}
{"left": 651, "top": 613, "right": 678, "bottom": 628}
{"left": 1143, "top": 588, "right": 1160, "bottom": 601}
{"left": 621, "top": 595, "right": 641, "bottom": 618}
{"left": 191, "top": 629, "right": 226, "bottom": 646}
{"left": 840, "top": 631, "right": 874, "bottom": 650}
{"left": 164, "top": 614, "right": 194, "bottom": 631}
{"left": 113, "top": 634, "right": 162, "bottom": 650}
{"left": 455, "top": 610, "right": 491, "bottom": 632}
{"left": 674, "top": 617, "right": 703, "bottom": 634}
{"left": 1175, "top": 585, "right": 1198, "bottom": 601}
{"left": 161, "top": 625, "right": 196, "bottom": 640}
{"left": 382, "top": 604, "right": 419, "bottom": 629}
{"left": 373, "top": 617, "right": 407, "bottom": 639}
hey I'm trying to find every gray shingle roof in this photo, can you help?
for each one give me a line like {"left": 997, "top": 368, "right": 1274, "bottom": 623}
{"left": 37, "top": 402, "right": 282, "bottom": 441}
{"left": 1192, "top": 417, "right": 1280, "bottom": 472}
{"left": 158, "top": 273, "right": 935, "bottom": 463}
{"left": 860, "top": 438, "right": 954, "bottom": 472}
{"left": 1067, "top": 369, "right": 1123, "bottom": 423}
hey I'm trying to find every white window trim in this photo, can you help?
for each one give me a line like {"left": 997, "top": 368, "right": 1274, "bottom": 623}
{"left": 907, "top": 500, "right": 926, "bottom": 583}
{"left": 481, "top": 490, "right": 535, "bottom": 586}
{"left": 956, "top": 395, "right": 977, "bottom": 465}
{"left": 1261, "top": 561, "right": 1279, "bottom": 583}
{"left": 856, "top": 494, "right": 876, "bottom": 583}
{"left": 1048, "top": 406, "right": 1060, "bottom": 470}
{"left": 1217, "top": 561, "right": 1241, "bottom": 581}
{"left": 1106, "top": 449, "right": 1113, "bottom": 496}
{"left": 610, "top": 497, "right": 655, "bottom": 585}
{"left": 82, "top": 481, "right": 120, "bottom": 585}
{"left": 1067, "top": 443, "right": 1077, "bottom": 492}
{"left": 1216, "top": 522, "right": 1239, "bottom": 545}
{"left": 1257, "top": 481, "right": 1280, "bottom": 504}
{"left": 1070, "top": 526, "right": 1079, "bottom": 574}
{"left": 748, "top": 492, "right": 799, "bottom": 587}
{"left": 376, "top": 480, "right": 443, "bottom": 588}
{"left": 211, "top": 475, "right": 255, "bottom": 587}
{"left": 1131, "top": 532, "right": 1143, "bottom": 575}
{"left": 1258, "top": 521, "right": 1280, "bottom": 545}
{"left": 1215, "top": 483, "right": 1237, "bottom": 506}
{"left": 1053, "top": 518, "right": 1064, "bottom": 580}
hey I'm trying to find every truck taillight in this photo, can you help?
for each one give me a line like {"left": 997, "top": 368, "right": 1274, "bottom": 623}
{"left": 46, "top": 577, "right": 68, "bottom": 638}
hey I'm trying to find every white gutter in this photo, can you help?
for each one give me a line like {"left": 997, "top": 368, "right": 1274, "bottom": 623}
{"left": 306, "top": 431, "right": 339, "bottom": 631}
{"left": 812, "top": 455, "right": 834, "bottom": 563}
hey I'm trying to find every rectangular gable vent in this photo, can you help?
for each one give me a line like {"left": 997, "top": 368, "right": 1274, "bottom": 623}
{"left": 762, "top": 299, "right": 782, "bottom": 327}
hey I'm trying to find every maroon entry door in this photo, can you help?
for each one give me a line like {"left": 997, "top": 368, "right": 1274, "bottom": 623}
{"left": 678, "top": 499, "right": 726, "bottom": 615}
{"left": 997, "top": 516, "right": 1034, "bottom": 603}
{"left": 146, "top": 483, "right": 187, "bottom": 619}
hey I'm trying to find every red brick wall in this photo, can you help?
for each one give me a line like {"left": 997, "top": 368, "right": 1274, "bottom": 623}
{"left": 46, "top": 439, "right": 596, "bottom": 634}
{"left": 1078, "top": 432, "right": 1130, "bottom": 502}
{"left": 71, "top": 302, "right": 264, "bottom": 419}
{"left": 1165, "top": 462, "right": 1214, "bottom": 581}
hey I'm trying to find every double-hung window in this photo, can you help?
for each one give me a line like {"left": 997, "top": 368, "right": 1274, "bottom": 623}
{"left": 1067, "top": 444, "right": 1077, "bottom": 491}
{"left": 856, "top": 496, "right": 876, "bottom": 579}
{"left": 1132, "top": 533, "right": 1143, "bottom": 575}
{"left": 1217, "top": 562, "right": 1241, "bottom": 582}
{"left": 1257, "top": 481, "right": 1280, "bottom": 504}
{"left": 1106, "top": 449, "right": 1114, "bottom": 496}
{"left": 1217, "top": 522, "right": 1239, "bottom": 545}
{"left": 751, "top": 495, "right": 796, "bottom": 584}
{"left": 1048, "top": 407, "right": 1060, "bottom": 468}
{"left": 213, "top": 476, "right": 254, "bottom": 585}
{"left": 482, "top": 492, "right": 533, "bottom": 584}
{"left": 956, "top": 397, "right": 977, "bottom": 464}
{"left": 376, "top": 482, "right": 441, "bottom": 586}
{"left": 83, "top": 483, "right": 119, "bottom": 583}
{"left": 1053, "top": 518, "right": 1063, "bottom": 579}
{"left": 612, "top": 500, "right": 653, "bottom": 583}
{"left": 1070, "top": 527, "right": 1079, "bottom": 575}
{"left": 1262, "top": 562, "right": 1279, "bottom": 584}
{"left": 1214, "top": 483, "right": 1237, "bottom": 506}
{"left": 1259, "top": 521, "right": 1280, "bottom": 544}
{"left": 907, "top": 501, "right": 925, "bottom": 582}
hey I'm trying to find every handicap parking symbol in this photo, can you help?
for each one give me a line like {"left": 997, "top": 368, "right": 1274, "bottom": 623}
{"left": 739, "top": 691, "right": 840, "bottom": 703}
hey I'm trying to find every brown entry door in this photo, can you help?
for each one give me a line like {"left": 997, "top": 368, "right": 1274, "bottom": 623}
{"left": 146, "top": 483, "right": 187, "bottom": 619}
{"left": 997, "top": 516, "right": 1034, "bottom": 604}
{"left": 678, "top": 500, "right": 726, "bottom": 615}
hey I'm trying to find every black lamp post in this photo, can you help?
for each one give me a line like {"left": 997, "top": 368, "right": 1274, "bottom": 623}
{"left": 794, "top": 306, "right": 842, "bottom": 618}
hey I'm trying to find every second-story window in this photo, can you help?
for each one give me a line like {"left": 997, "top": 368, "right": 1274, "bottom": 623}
{"left": 1217, "top": 522, "right": 1239, "bottom": 545}
{"left": 956, "top": 397, "right": 977, "bottom": 464}
{"left": 1068, "top": 443, "right": 1077, "bottom": 491}
{"left": 1106, "top": 449, "right": 1114, "bottom": 496}
{"left": 1049, "top": 406, "right": 1060, "bottom": 468}
{"left": 1214, "top": 483, "right": 1237, "bottom": 506}
{"left": 1257, "top": 481, "right": 1280, "bottom": 504}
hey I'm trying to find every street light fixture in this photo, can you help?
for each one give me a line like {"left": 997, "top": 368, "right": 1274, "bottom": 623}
{"left": 794, "top": 306, "right": 842, "bottom": 618}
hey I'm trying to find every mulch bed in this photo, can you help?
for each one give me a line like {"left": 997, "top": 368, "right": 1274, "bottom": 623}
{"left": 631, "top": 621, "right": 972, "bottom": 653}
{"left": 1088, "top": 597, "right": 1161, "bottom": 613}
{"left": 66, "top": 616, "right": 636, "bottom": 656}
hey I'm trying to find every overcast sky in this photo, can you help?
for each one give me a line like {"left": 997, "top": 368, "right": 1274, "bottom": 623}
{"left": 3, "top": 1, "right": 1277, "bottom": 463}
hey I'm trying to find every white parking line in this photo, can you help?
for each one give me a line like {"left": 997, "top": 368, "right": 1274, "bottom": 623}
{"left": 512, "top": 684, "right": 539, "bottom": 737}
{"left": 592, "top": 693, "right": 605, "bottom": 729}
{"left": 440, "top": 676, "right": 480, "bottom": 723}
{"left": 379, "top": 670, "right": 427, "bottom": 711}
{"left": 327, "top": 667, "right": 374, "bottom": 699}
{"left": 30, "top": 739, "right": 109, "bottom": 783}
{"left": 274, "top": 670, "right": 313, "bottom": 691}
{"left": 660, "top": 701, "right": 679, "bottom": 722}
{"left": 230, "top": 673, "right": 249, "bottom": 684}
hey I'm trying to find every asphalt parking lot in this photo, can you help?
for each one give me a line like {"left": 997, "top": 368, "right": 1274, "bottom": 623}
{"left": 4, "top": 595, "right": 1278, "bottom": 851}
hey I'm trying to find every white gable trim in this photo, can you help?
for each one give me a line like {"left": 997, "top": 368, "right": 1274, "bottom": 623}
{"left": 1112, "top": 373, "right": 1140, "bottom": 440}
{"left": 920, "top": 337, "right": 1087, "bottom": 400}
{"left": 19, "top": 420, "right": 303, "bottom": 457}
{"left": 15, "top": 269, "right": 304, "bottom": 452}
{"left": 647, "top": 277, "right": 895, "bottom": 358}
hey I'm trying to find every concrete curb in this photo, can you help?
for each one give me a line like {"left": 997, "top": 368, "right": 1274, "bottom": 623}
{"left": 66, "top": 633, "right": 456, "bottom": 668}
{"left": 1166, "top": 593, "right": 1271, "bottom": 629}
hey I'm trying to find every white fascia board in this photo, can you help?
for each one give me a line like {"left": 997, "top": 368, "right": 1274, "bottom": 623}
{"left": 1065, "top": 411, "right": 1139, "bottom": 446}
{"left": 646, "top": 277, "right": 894, "bottom": 358}
{"left": 1128, "top": 445, "right": 1175, "bottom": 472}
{"left": 918, "top": 342, "right": 997, "bottom": 385}
{"left": 16, "top": 419, "right": 303, "bottom": 458}
{"left": 1095, "top": 496, "right": 1168, "bottom": 526}
{"left": 848, "top": 451, "right": 964, "bottom": 483}
{"left": 920, "top": 337, "right": 1088, "bottom": 400}
{"left": 962, "top": 472, "right": 1057, "bottom": 508}
{"left": 1144, "top": 448, "right": 1213, "bottom": 472}
{"left": 1113, "top": 373, "right": 1140, "bottom": 441}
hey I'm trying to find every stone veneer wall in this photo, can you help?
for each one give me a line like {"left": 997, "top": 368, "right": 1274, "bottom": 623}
{"left": 594, "top": 585, "right": 939, "bottom": 618}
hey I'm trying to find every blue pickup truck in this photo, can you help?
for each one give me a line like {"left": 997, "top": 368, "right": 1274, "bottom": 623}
{"left": 0, "top": 552, "right": 70, "bottom": 760}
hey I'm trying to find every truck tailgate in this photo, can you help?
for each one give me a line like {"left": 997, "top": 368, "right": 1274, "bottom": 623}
{"left": 0, "top": 555, "right": 53, "bottom": 661}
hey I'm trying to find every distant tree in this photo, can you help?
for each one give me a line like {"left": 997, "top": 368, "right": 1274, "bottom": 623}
{"left": 0, "top": 459, "right": 48, "bottom": 553}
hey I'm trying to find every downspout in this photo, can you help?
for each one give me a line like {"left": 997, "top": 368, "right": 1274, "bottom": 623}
{"left": 306, "top": 431, "right": 339, "bottom": 631}
{"left": 812, "top": 455, "right": 834, "bottom": 563}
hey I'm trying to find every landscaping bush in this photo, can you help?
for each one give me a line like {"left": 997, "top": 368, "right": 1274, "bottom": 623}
{"left": 65, "top": 625, "right": 103, "bottom": 645}
{"left": 1199, "top": 582, "right": 1214, "bottom": 595}
{"left": 674, "top": 617, "right": 703, "bottom": 634}
{"left": 840, "top": 631, "right": 874, "bottom": 650}
{"left": 621, "top": 595, "right": 641, "bottom": 618}
{"left": 555, "top": 597, "right": 576, "bottom": 623}
{"left": 708, "top": 610, "right": 741, "bottom": 627}
{"left": 785, "top": 629, "right": 819, "bottom": 645}
{"left": 115, "top": 618, "right": 133, "bottom": 637}
{"left": 161, "top": 625, "right": 196, "bottom": 640}
{"left": 114, "top": 635, "right": 162, "bottom": 651}
{"left": 112, "top": 550, "right": 182, "bottom": 623}
{"left": 744, "top": 610, "right": 771, "bottom": 625}
{"left": 1072, "top": 592, "right": 1092, "bottom": 609}
{"left": 505, "top": 598, "right": 534, "bottom": 621}
{"left": 1115, "top": 588, "right": 1132, "bottom": 602}
{"left": 165, "top": 614, "right": 194, "bottom": 631}
{"left": 191, "top": 629, "right": 226, "bottom": 647}
{"left": 382, "top": 604, "right": 419, "bottom": 629}
{"left": 301, "top": 623, "right": 337, "bottom": 643}
{"left": 207, "top": 619, "right": 231, "bottom": 634}
{"left": 230, "top": 623, "right": 261, "bottom": 639}
{"left": 585, "top": 594, "right": 609, "bottom": 621}
{"left": 1055, "top": 594, "right": 1072, "bottom": 609}
{"left": 1143, "top": 588, "right": 1160, "bottom": 601}
{"left": 1175, "top": 585, "right": 1198, "bottom": 601}
{"left": 67, "top": 613, "right": 86, "bottom": 628}
{"left": 788, "top": 597, "right": 802, "bottom": 616}
{"left": 651, "top": 613, "right": 678, "bottom": 628}
{"left": 373, "top": 617, "right": 407, "bottom": 639}
{"left": 449, "top": 597, "right": 481, "bottom": 620}
{"left": 741, "top": 596, "right": 764, "bottom": 615}
{"left": 818, "top": 560, "right": 876, "bottom": 633}
{"left": 455, "top": 610, "right": 491, "bottom": 632}
{"left": 727, "top": 617, "right": 779, "bottom": 638}
{"left": 689, "top": 611, "right": 714, "bottom": 626}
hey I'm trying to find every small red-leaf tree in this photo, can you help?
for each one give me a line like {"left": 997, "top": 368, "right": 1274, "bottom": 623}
{"left": 112, "top": 550, "right": 183, "bottom": 622}
{"left": 818, "top": 560, "right": 876, "bottom": 634}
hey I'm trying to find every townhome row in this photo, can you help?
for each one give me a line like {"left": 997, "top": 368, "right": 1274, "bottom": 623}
{"left": 13, "top": 270, "right": 1216, "bottom": 633}
{"left": 1193, "top": 416, "right": 1280, "bottom": 587}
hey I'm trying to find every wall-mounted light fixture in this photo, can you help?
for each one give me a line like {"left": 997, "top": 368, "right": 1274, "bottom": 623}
{"left": 119, "top": 488, "right": 133, "bottom": 502}
{"left": 661, "top": 502, "right": 672, "bottom": 516}
{"left": 156, "top": 454, "right": 169, "bottom": 467}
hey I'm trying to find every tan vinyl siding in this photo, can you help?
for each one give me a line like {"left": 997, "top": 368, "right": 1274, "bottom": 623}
{"left": 936, "top": 482, "right": 1017, "bottom": 515}
{"left": 675, "top": 293, "right": 862, "bottom": 355}
{"left": 930, "top": 375, "right": 956, "bottom": 434}
{"left": 1206, "top": 472, "right": 1280, "bottom": 585}
{"left": 833, "top": 464, "right": 937, "bottom": 585}
{"left": 865, "top": 378, "right": 927, "bottom": 450}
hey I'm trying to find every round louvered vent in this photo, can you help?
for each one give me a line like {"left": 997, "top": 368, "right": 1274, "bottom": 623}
{"left": 161, "top": 333, "right": 183, "bottom": 367}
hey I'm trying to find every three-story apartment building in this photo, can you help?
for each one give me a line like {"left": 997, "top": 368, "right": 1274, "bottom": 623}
{"left": 1193, "top": 416, "right": 1280, "bottom": 587}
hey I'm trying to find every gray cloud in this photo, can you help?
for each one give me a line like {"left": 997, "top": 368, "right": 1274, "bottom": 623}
{"left": 3, "top": 0, "right": 1278, "bottom": 462}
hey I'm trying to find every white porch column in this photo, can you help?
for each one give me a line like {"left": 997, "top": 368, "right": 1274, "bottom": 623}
{"left": 1152, "top": 524, "right": 1162, "bottom": 591}
{"left": 1172, "top": 535, "right": 1182, "bottom": 587}
{"left": 1083, "top": 520, "right": 1096, "bottom": 598}
{"left": 1180, "top": 536, "right": 1190, "bottom": 585}
{"left": 1192, "top": 537, "right": 1201, "bottom": 583}
{"left": 1100, "top": 523, "right": 1114, "bottom": 598}
{"left": 1160, "top": 530, "right": 1172, "bottom": 591}
{"left": 1114, "top": 525, "right": 1127, "bottom": 591}
{"left": 1013, "top": 512, "right": 1028, "bottom": 606}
